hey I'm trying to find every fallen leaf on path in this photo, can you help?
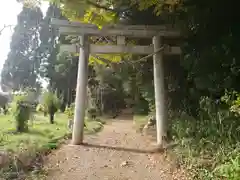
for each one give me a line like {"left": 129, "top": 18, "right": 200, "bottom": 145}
{"left": 120, "top": 160, "right": 129, "bottom": 167}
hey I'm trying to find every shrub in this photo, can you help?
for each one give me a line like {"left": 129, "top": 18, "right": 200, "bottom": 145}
{"left": 41, "top": 91, "right": 61, "bottom": 124}
{"left": 36, "top": 104, "right": 45, "bottom": 112}
{"left": 0, "top": 92, "right": 10, "bottom": 115}
{"left": 65, "top": 103, "right": 91, "bottom": 129}
{"left": 213, "top": 154, "right": 240, "bottom": 180}
{"left": 12, "top": 94, "right": 32, "bottom": 132}
{"left": 87, "top": 108, "right": 97, "bottom": 120}
{"left": 36, "top": 104, "right": 47, "bottom": 116}
{"left": 65, "top": 103, "right": 75, "bottom": 119}
{"left": 65, "top": 105, "right": 98, "bottom": 120}
{"left": 171, "top": 94, "right": 240, "bottom": 179}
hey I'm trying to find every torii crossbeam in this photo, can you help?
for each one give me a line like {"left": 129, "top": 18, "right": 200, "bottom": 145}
{"left": 51, "top": 18, "right": 181, "bottom": 148}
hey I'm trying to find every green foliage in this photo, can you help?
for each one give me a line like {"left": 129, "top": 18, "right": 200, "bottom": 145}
{"left": 64, "top": 103, "right": 75, "bottom": 119}
{"left": 87, "top": 64, "right": 127, "bottom": 116}
{"left": 0, "top": 93, "right": 9, "bottom": 114}
{"left": 140, "top": 84, "right": 155, "bottom": 112}
{"left": 87, "top": 108, "right": 97, "bottom": 119}
{"left": 0, "top": 113, "right": 70, "bottom": 178}
{"left": 170, "top": 94, "right": 240, "bottom": 179}
{"left": 133, "top": 96, "right": 149, "bottom": 115}
{"left": 221, "top": 91, "right": 240, "bottom": 116}
{"left": 1, "top": 6, "right": 43, "bottom": 90}
{"left": 12, "top": 94, "right": 32, "bottom": 132}
{"left": 0, "top": 111, "right": 104, "bottom": 179}
{"left": 83, "top": 8, "right": 118, "bottom": 28}
{"left": 36, "top": 104, "right": 46, "bottom": 113}
{"left": 17, "top": 1, "right": 240, "bottom": 178}
{"left": 213, "top": 155, "right": 240, "bottom": 180}
{"left": 65, "top": 104, "right": 98, "bottom": 121}
{"left": 41, "top": 91, "right": 61, "bottom": 123}
{"left": 42, "top": 91, "right": 60, "bottom": 112}
{"left": 39, "top": 5, "right": 76, "bottom": 109}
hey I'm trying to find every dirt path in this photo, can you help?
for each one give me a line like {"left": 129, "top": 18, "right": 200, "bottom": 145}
{"left": 43, "top": 118, "right": 188, "bottom": 180}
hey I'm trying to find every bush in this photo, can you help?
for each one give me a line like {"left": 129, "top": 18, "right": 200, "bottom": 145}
{"left": 213, "top": 154, "right": 240, "bottom": 180}
{"left": 87, "top": 108, "right": 97, "bottom": 120}
{"left": 41, "top": 91, "right": 61, "bottom": 124}
{"left": 0, "top": 92, "right": 10, "bottom": 115}
{"left": 36, "top": 104, "right": 47, "bottom": 116}
{"left": 65, "top": 103, "right": 75, "bottom": 119}
{"left": 65, "top": 105, "right": 98, "bottom": 120}
{"left": 65, "top": 104, "right": 103, "bottom": 131}
{"left": 12, "top": 94, "right": 32, "bottom": 132}
{"left": 36, "top": 104, "right": 45, "bottom": 112}
{"left": 170, "top": 95, "right": 240, "bottom": 179}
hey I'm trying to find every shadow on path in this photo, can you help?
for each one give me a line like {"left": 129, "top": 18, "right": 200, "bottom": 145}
{"left": 43, "top": 117, "right": 188, "bottom": 180}
{"left": 81, "top": 142, "right": 164, "bottom": 154}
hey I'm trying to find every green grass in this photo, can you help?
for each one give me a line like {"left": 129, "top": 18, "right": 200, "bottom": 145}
{"left": 134, "top": 113, "right": 240, "bottom": 179}
{"left": 0, "top": 113, "right": 103, "bottom": 153}
{"left": 0, "top": 113, "right": 69, "bottom": 152}
{"left": 0, "top": 112, "right": 104, "bottom": 179}
{"left": 170, "top": 113, "right": 240, "bottom": 179}
{"left": 85, "top": 119, "right": 104, "bottom": 134}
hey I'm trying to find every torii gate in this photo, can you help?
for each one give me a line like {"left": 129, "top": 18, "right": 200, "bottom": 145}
{"left": 51, "top": 19, "right": 181, "bottom": 148}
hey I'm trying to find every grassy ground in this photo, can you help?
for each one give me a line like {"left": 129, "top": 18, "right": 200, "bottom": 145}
{"left": 134, "top": 113, "right": 240, "bottom": 179}
{"left": 0, "top": 113, "right": 103, "bottom": 152}
{"left": 0, "top": 112, "right": 103, "bottom": 179}
{"left": 0, "top": 113, "right": 68, "bottom": 153}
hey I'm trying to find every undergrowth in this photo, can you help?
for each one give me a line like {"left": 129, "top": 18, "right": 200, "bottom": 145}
{"left": 134, "top": 92, "right": 240, "bottom": 179}
{"left": 170, "top": 95, "right": 240, "bottom": 179}
{"left": 0, "top": 133, "right": 70, "bottom": 180}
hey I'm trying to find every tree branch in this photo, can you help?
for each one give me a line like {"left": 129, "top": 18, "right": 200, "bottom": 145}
{"left": 86, "top": 0, "right": 130, "bottom": 14}
{"left": 0, "top": 25, "right": 13, "bottom": 36}
{"left": 86, "top": 0, "right": 114, "bottom": 12}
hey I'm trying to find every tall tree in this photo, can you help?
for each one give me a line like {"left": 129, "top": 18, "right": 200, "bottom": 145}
{"left": 1, "top": 6, "right": 43, "bottom": 90}
{"left": 39, "top": 5, "right": 79, "bottom": 107}
{"left": 24, "top": 0, "right": 240, "bottom": 115}
{"left": 39, "top": 4, "right": 61, "bottom": 85}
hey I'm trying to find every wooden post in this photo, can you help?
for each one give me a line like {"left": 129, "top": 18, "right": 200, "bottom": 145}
{"left": 153, "top": 36, "right": 166, "bottom": 148}
{"left": 72, "top": 35, "right": 89, "bottom": 145}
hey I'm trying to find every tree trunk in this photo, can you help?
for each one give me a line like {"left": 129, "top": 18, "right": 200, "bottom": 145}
{"left": 3, "top": 105, "right": 7, "bottom": 115}
{"left": 67, "top": 86, "right": 71, "bottom": 107}
{"left": 50, "top": 113, "right": 54, "bottom": 124}
{"left": 17, "top": 123, "right": 25, "bottom": 132}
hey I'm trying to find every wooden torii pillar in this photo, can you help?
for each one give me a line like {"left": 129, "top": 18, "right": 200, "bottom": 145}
{"left": 51, "top": 19, "right": 181, "bottom": 147}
